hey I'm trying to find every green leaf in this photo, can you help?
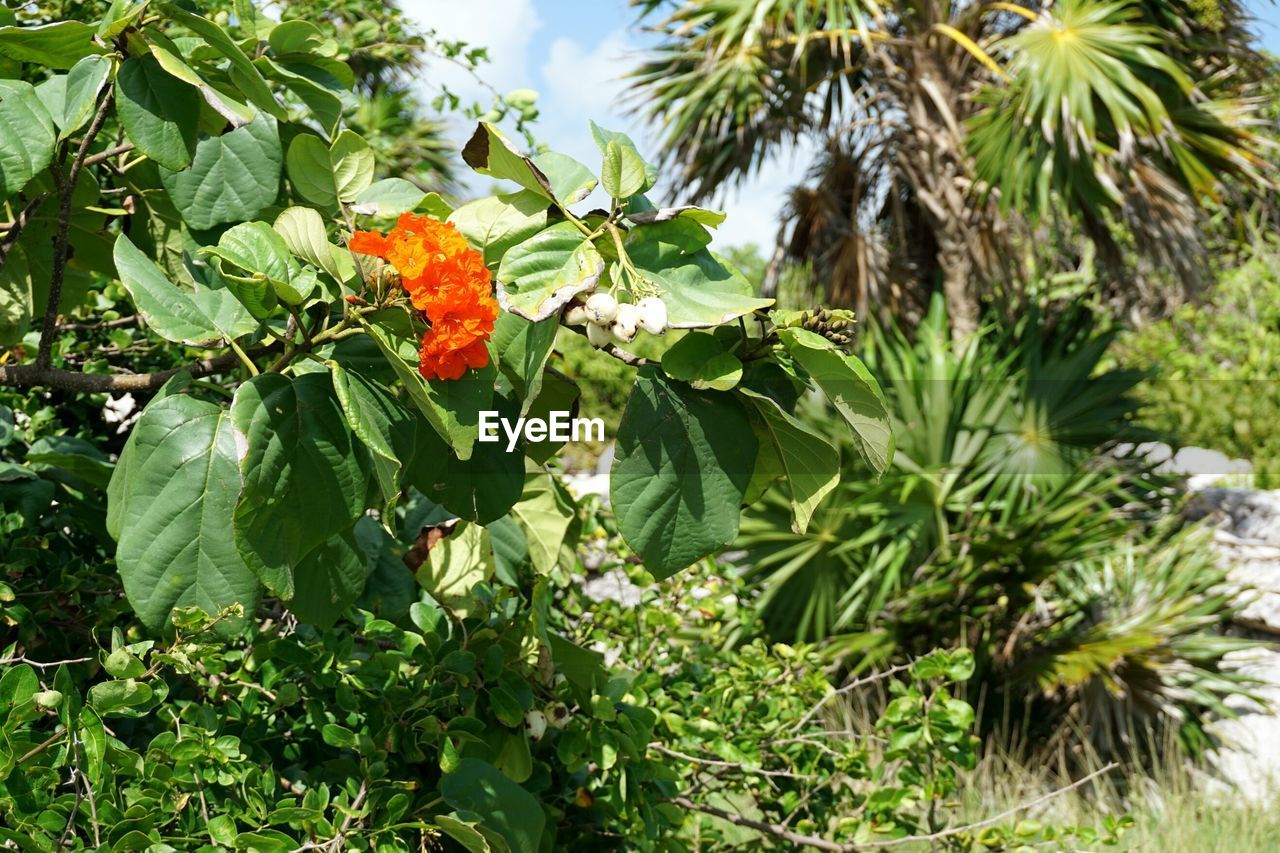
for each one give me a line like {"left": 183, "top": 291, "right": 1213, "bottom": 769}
{"left": 114, "top": 234, "right": 256, "bottom": 345}
{"left": 160, "top": 113, "right": 282, "bottom": 230}
{"left": 435, "top": 814, "right": 497, "bottom": 853}
{"left": 44, "top": 54, "right": 111, "bottom": 141}
{"left": 441, "top": 758, "right": 545, "bottom": 853}
{"left": 360, "top": 314, "right": 495, "bottom": 460}
{"left": 268, "top": 20, "right": 330, "bottom": 55}
{"left": 25, "top": 435, "right": 114, "bottom": 490}
{"left": 495, "top": 222, "right": 604, "bottom": 322}
{"left": 115, "top": 54, "right": 200, "bottom": 170}
{"left": 0, "top": 80, "right": 56, "bottom": 199}
{"left": 660, "top": 331, "right": 743, "bottom": 391}
{"left": 461, "top": 121, "right": 555, "bottom": 200}
{"left": 145, "top": 38, "right": 256, "bottom": 126}
{"left": 489, "top": 312, "right": 558, "bottom": 413}
{"left": 601, "top": 140, "right": 646, "bottom": 199}
{"left": 230, "top": 373, "right": 372, "bottom": 598}
{"left": 87, "top": 679, "right": 152, "bottom": 715}
{"left": 740, "top": 389, "right": 840, "bottom": 534}
{"left": 778, "top": 328, "right": 894, "bottom": 475}
{"left": 107, "top": 395, "right": 261, "bottom": 631}
{"left": 287, "top": 527, "right": 366, "bottom": 627}
{"left": 200, "top": 221, "right": 318, "bottom": 310}
{"left": 0, "top": 664, "right": 37, "bottom": 709}
{"left": 625, "top": 220, "right": 772, "bottom": 328}
{"left": 589, "top": 120, "right": 657, "bottom": 191}
{"left": 332, "top": 363, "right": 411, "bottom": 507}
{"left": 0, "top": 21, "right": 103, "bottom": 69}
{"left": 256, "top": 56, "right": 344, "bottom": 132}
{"left": 406, "top": 394, "right": 525, "bottom": 525}
{"left": 509, "top": 469, "right": 575, "bottom": 574}
{"left": 533, "top": 151, "right": 596, "bottom": 204}
{"left": 449, "top": 190, "right": 548, "bottom": 267}
{"left": 159, "top": 2, "right": 284, "bottom": 120}
{"left": 610, "top": 367, "right": 756, "bottom": 578}
{"left": 354, "top": 177, "right": 427, "bottom": 217}
{"left": 273, "top": 206, "right": 349, "bottom": 282}
{"left": 330, "top": 129, "right": 375, "bottom": 202}
{"left": 285, "top": 133, "right": 336, "bottom": 207}
{"left": 417, "top": 522, "right": 493, "bottom": 617}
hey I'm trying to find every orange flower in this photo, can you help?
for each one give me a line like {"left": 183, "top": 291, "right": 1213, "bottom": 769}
{"left": 349, "top": 215, "right": 498, "bottom": 381}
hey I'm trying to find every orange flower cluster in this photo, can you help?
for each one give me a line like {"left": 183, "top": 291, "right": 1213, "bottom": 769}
{"left": 349, "top": 214, "right": 499, "bottom": 380}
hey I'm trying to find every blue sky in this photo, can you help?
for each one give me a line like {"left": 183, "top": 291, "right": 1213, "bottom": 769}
{"left": 401, "top": 0, "right": 1280, "bottom": 251}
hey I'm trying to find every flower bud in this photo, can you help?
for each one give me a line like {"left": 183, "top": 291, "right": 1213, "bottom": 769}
{"left": 586, "top": 321, "right": 613, "bottom": 348}
{"left": 611, "top": 303, "right": 639, "bottom": 342}
{"left": 524, "top": 709, "right": 548, "bottom": 741}
{"left": 636, "top": 296, "right": 668, "bottom": 335}
{"left": 586, "top": 293, "right": 618, "bottom": 324}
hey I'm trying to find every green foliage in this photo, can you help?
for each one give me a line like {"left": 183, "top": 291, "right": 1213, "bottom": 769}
{"left": 736, "top": 297, "right": 1256, "bottom": 760}
{"left": 1116, "top": 239, "right": 1280, "bottom": 485}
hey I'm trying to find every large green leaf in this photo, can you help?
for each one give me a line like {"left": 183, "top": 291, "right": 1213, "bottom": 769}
{"left": 160, "top": 113, "right": 282, "bottom": 230}
{"left": 489, "top": 311, "right": 558, "bottom": 413}
{"left": 0, "top": 21, "right": 103, "bottom": 69}
{"left": 42, "top": 54, "right": 111, "bottom": 141}
{"left": 625, "top": 220, "right": 772, "bottom": 328}
{"left": 509, "top": 469, "right": 575, "bottom": 574}
{"left": 114, "top": 234, "right": 256, "bottom": 345}
{"left": 533, "top": 151, "right": 596, "bottom": 204}
{"left": 273, "top": 206, "right": 351, "bottom": 283}
{"left": 441, "top": 758, "right": 545, "bottom": 853}
{"left": 332, "top": 363, "right": 412, "bottom": 507}
{"left": 661, "top": 331, "right": 742, "bottom": 391}
{"left": 417, "top": 522, "right": 494, "bottom": 617}
{"left": 601, "top": 140, "right": 646, "bottom": 199}
{"left": 200, "top": 221, "right": 318, "bottom": 310}
{"left": 330, "top": 129, "right": 374, "bottom": 202}
{"left": 589, "top": 120, "right": 657, "bottom": 192}
{"left": 287, "top": 527, "right": 366, "bottom": 627}
{"left": 159, "top": 2, "right": 283, "bottom": 119}
{"left": 495, "top": 222, "right": 604, "bottom": 322}
{"left": 405, "top": 394, "right": 525, "bottom": 526}
{"left": 107, "top": 395, "right": 261, "bottom": 630}
{"left": 740, "top": 389, "right": 840, "bottom": 534}
{"left": 610, "top": 367, "right": 756, "bottom": 578}
{"left": 115, "top": 54, "right": 200, "bottom": 170}
{"left": 778, "top": 328, "right": 894, "bottom": 474}
{"left": 448, "top": 190, "right": 548, "bottom": 267}
{"left": 354, "top": 177, "right": 426, "bottom": 217}
{"left": 0, "top": 80, "right": 55, "bottom": 199}
{"left": 285, "top": 133, "right": 337, "bottom": 207}
{"left": 461, "top": 121, "right": 555, "bottom": 200}
{"left": 361, "top": 313, "right": 495, "bottom": 460}
{"left": 229, "top": 373, "right": 372, "bottom": 598}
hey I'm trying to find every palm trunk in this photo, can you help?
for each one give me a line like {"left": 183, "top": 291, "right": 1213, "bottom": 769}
{"left": 894, "top": 46, "right": 986, "bottom": 339}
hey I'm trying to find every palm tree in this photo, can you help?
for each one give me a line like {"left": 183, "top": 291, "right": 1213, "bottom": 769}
{"left": 630, "top": 0, "right": 1275, "bottom": 335}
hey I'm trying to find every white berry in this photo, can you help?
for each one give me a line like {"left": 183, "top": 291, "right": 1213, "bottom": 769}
{"left": 524, "top": 710, "right": 548, "bottom": 741}
{"left": 586, "top": 321, "right": 613, "bottom": 348}
{"left": 586, "top": 293, "right": 618, "bottom": 324}
{"left": 636, "top": 296, "right": 668, "bottom": 334}
{"left": 563, "top": 302, "right": 589, "bottom": 326}
{"left": 611, "top": 303, "right": 639, "bottom": 342}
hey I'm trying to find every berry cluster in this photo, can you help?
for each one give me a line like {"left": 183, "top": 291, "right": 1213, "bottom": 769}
{"left": 562, "top": 292, "right": 668, "bottom": 347}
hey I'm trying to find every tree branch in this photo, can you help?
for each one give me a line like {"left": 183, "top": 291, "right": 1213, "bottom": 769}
{"left": 668, "top": 796, "right": 852, "bottom": 852}
{"left": 0, "top": 351, "right": 248, "bottom": 393}
{"left": 82, "top": 142, "right": 135, "bottom": 168}
{"left": 37, "top": 93, "right": 117, "bottom": 368}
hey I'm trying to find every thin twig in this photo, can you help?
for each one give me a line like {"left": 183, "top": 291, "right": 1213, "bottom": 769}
{"left": 790, "top": 662, "right": 915, "bottom": 733}
{"left": 82, "top": 142, "right": 135, "bottom": 168}
{"left": 0, "top": 655, "right": 93, "bottom": 669}
{"left": 649, "top": 743, "right": 818, "bottom": 780}
{"left": 37, "top": 93, "right": 116, "bottom": 368}
{"left": 325, "top": 780, "right": 369, "bottom": 851}
{"left": 668, "top": 796, "right": 851, "bottom": 852}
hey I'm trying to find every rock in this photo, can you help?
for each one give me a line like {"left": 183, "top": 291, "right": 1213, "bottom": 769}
{"left": 1205, "top": 646, "right": 1280, "bottom": 803}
